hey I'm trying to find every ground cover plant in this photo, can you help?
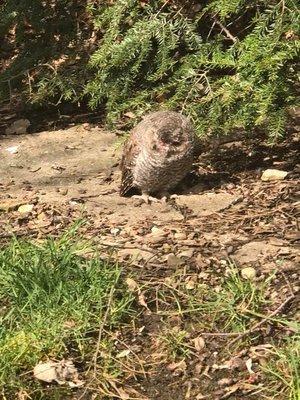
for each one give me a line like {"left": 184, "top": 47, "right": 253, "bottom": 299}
{"left": 0, "top": 0, "right": 299, "bottom": 139}
{"left": 0, "top": 230, "right": 298, "bottom": 399}
{"left": 0, "top": 229, "right": 135, "bottom": 398}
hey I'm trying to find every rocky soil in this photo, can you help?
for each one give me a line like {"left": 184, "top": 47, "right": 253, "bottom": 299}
{"left": 0, "top": 120, "right": 299, "bottom": 399}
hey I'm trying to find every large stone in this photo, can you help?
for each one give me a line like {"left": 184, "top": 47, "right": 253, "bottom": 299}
{"left": 261, "top": 169, "right": 288, "bottom": 181}
{"left": 176, "top": 193, "right": 237, "bottom": 216}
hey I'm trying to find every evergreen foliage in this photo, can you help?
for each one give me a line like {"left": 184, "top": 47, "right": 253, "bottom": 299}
{"left": 0, "top": 0, "right": 299, "bottom": 139}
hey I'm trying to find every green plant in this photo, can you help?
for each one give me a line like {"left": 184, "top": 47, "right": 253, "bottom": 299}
{"left": 261, "top": 337, "right": 300, "bottom": 400}
{"left": 0, "top": 231, "right": 134, "bottom": 396}
{"left": 160, "top": 327, "right": 190, "bottom": 359}
{"left": 1, "top": 0, "right": 299, "bottom": 140}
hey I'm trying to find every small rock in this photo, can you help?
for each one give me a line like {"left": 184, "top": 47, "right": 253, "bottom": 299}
{"left": 82, "top": 123, "right": 91, "bottom": 131}
{"left": 118, "top": 248, "right": 153, "bottom": 262}
{"left": 176, "top": 193, "right": 236, "bottom": 216}
{"left": 167, "top": 254, "right": 183, "bottom": 267}
{"left": 110, "top": 228, "right": 120, "bottom": 235}
{"left": 6, "top": 146, "right": 19, "bottom": 154}
{"left": 193, "top": 336, "right": 206, "bottom": 352}
{"left": 151, "top": 226, "right": 165, "bottom": 235}
{"left": 261, "top": 169, "right": 288, "bottom": 181}
{"left": 5, "top": 119, "right": 30, "bottom": 135}
{"left": 18, "top": 204, "right": 34, "bottom": 213}
{"left": 241, "top": 267, "right": 256, "bottom": 280}
{"left": 147, "top": 226, "right": 167, "bottom": 244}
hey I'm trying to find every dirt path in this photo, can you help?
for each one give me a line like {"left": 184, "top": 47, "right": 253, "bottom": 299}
{"left": 0, "top": 123, "right": 299, "bottom": 399}
{"left": 0, "top": 124, "right": 298, "bottom": 264}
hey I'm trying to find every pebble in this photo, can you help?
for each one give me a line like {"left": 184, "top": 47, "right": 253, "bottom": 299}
{"left": 18, "top": 204, "right": 34, "bottom": 213}
{"left": 110, "top": 228, "right": 120, "bottom": 235}
{"left": 151, "top": 226, "right": 165, "bottom": 235}
{"left": 261, "top": 169, "right": 288, "bottom": 181}
{"left": 241, "top": 267, "right": 257, "bottom": 280}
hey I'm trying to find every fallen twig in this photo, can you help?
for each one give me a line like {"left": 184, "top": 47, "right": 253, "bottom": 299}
{"left": 211, "top": 15, "right": 238, "bottom": 43}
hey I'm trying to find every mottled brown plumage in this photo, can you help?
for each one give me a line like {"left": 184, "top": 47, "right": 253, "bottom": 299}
{"left": 120, "top": 111, "right": 197, "bottom": 199}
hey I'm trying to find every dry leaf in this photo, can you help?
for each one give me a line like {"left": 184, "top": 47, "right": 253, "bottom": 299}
{"left": 33, "top": 361, "right": 58, "bottom": 383}
{"left": 33, "top": 360, "right": 84, "bottom": 387}
{"left": 167, "top": 359, "right": 187, "bottom": 372}
{"left": 138, "top": 292, "right": 150, "bottom": 311}
{"left": 186, "top": 278, "right": 196, "bottom": 290}
{"left": 63, "top": 320, "right": 76, "bottom": 329}
{"left": 246, "top": 358, "right": 254, "bottom": 374}
{"left": 17, "top": 389, "right": 30, "bottom": 400}
{"left": 124, "top": 112, "right": 136, "bottom": 119}
{"left": 116, "top": 387, "right": 130, "bottom": 399}
{"left": 193, "top": 336, "right": 205, "bottom": 352}
{"left": 126, "top": 277, "right": 138, "bottom": 292}
{"left": 116, "top": 349, "right": 131, "bottom": 358}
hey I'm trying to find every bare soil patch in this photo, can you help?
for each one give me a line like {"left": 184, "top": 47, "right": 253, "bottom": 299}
{"left": 0, "top": 121, "right": 299, "bottom": 399}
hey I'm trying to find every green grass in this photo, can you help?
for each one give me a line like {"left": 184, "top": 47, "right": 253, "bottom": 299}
{"left": 160, "top": 327, "right": 191, "bottom": 359}
{"left": 155, "top": 261, "right": 273, "bottom": 335}
{"left": 0, "top": 233, "right": 298, "bottom": 399}
{"left": 0, "top": 231, "right": 135, "bottom": 398}
{"left": 261, "top": 337, "right": 300, "bottom": 400}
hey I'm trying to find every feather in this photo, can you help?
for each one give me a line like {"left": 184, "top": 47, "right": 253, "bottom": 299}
{"left": 120, "top": 137, "right": 139, "bottom": 196}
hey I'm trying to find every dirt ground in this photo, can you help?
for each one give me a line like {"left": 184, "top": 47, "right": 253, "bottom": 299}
{"left": 0, "top": 118, "right": 299, "bottom": 399}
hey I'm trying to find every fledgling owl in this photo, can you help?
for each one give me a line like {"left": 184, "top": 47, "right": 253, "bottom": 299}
{"left": 120, "top": 111, "right": 198, "bottom": 202}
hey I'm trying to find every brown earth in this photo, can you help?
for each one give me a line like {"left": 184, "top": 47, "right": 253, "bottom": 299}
{"left": 0, "top": 120, "right": 299, "bottom": 399}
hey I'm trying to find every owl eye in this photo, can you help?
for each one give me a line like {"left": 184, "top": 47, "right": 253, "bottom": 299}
{"left": 152, "top": 143, "right": 158, "bottom": 150}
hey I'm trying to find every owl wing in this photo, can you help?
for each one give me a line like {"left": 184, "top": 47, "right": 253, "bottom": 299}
{"left": 120, "top": 134, "right": 140, "bottom": 196}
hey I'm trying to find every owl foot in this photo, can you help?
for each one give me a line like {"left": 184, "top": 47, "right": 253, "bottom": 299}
{"left": 132, "top": 194, "right": 156, "bottom": 204}
{"left": 132, "top": 194, "right": 167, "bottom": 204}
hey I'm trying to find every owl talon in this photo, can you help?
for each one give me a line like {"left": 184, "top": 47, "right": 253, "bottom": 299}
{"left": 132, "top": 194, "right": 166, "bottom": 204}
{"left": 132, "top": 194, "right": 153, "bottom": 204}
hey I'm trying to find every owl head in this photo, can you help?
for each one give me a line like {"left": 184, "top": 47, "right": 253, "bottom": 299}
{"left": 158, "top": 127, "right": 184, "bottom": 146}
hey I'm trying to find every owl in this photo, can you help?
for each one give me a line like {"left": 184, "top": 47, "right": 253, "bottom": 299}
{"left": 120, "top": 111, "right": 198, "bottom": 203}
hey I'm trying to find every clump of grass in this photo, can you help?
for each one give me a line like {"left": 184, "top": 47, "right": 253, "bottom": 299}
{"left": 160, "top": 327, "right": 190, "bottom": 359}
{"left": 0, "top": 231, "right": 134, "bottom": 397}
{"left": 261, "top": 337, "right": 300, "bottom": 400}
{"left": 206, "top": 262, "right": 273, "bottom": 333}
{"left": 156, "top": 262, "right": 273, "bottom": 336}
